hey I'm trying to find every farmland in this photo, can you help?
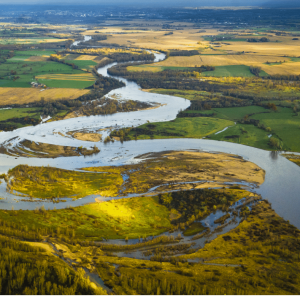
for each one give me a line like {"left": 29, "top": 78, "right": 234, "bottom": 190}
{"left": 0, "top": 37, "right": 68, "bottom": 45}
{"left": 0, "top": 58, "right": 87, "bottom": 88}
{"left": 152, "top": 54, "right": 300, "bottom": 76}
{"left": 36, "top": 73, "right": 95, "bottom": 88}
{"left": 0, "top": 87, "right": 89, "bottom": 105}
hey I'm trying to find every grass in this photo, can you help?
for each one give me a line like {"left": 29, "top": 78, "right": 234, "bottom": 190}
{"left": 289, "top": 57, "right": 300, "bottom": 62}
{"left": 0, "top": 37, "right": 67, "bottom": 45}
{"left": 206, "top": 106, "right": 300, "bottom": 152}
{"left": 37, "top": 73, "right": 95, "bottom": 89}
{"left": 147, "top": 82, "right": 300, "bottom": 151}
{"left": 282, "top": 154, "right": 300, "bottom": 167}
{"left": 210, "top": 123, "right": 273, "bottom": 150}
{"left": 153, "top": 53, "right": 300, "bottom": 75}
{"left": 8, "top": 165, "right": 123, "bottom": 199}
{"left": 36, "top": 73, "right": 95, "bottom": 81}
{"left": 127, "top": 65, "right": 201, "bottom": 73}
{"left": 0, "top": 107, "right": 40, "bottom": 121}
{"left": 127, "top": 117, "right": 234, "bottom": 140}
{"left": 211, "top": 106, "right": 269, "bottom": 120}
{"left": 0, "top": 59, "right": 90, "bottom": 88}
{"left": 0, "top": 87, "right": 89, "bottom": 105}
{"left": 253, "top": 107, "right": 300, "bottom": 151}
{"left": 0, "top": 195, "right": 171, "bottom": 240}
{"left": 14, "top": 50, "right": 56, "bottom": 56}
{"left": 202, "top": 65, "right": 268, "bottom": 77}
{"left": 37, "top": 79, "right": 93, "bottom": 89}
{"left": 65, "top": 60, "right": 97, "bottom": 71}
{"left": 7, "top": 55, "right": 32, "bottom": 62}
{"left": 183, "top": 222, "right": 206, "bottom": 236}
{"left": 0, "top": 187, "right": 253, "bottom": 242}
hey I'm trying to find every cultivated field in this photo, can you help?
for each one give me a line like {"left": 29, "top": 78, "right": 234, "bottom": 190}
{"left": 154, "top": 54, "right": 300, "bottom": 75}
{"left": 75, "top": 55, "right": 98, "bottom": 61}
{"left": 36, "top": 73, "right": 95, "bottom": 81}
{"left": 0, "top": 37, "right": 68, "bottom": 44}
{"left": 0, "top": 87, "right": 90, "bottom": 105}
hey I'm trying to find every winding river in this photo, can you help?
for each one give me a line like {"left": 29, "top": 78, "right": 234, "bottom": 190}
{"left": 0, "top": 51, "right": 300, "bottom": 229}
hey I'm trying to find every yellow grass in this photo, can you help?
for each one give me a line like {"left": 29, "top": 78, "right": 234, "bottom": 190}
{"left": 127, "top": 66, "right": 163, "bottom": 72}
{"left": 101, "top": 27, "right": 205, "bottom": 50}
{"left": 36, "top": 73, "right": 95, "bottom": 81}
{"left": 262, "top": 62, "right": 300, "bottom": 75}
{"left": 218, "top": 36, "right": 300, "bottom": 57}
{"left": 155, "top": 54, "right": 287, "bottom": 67}
{"left": 75, "top": 55, "right": 98, "bottom": 61}
{"left": 0, "top": 88, "right": 90, "bottom": 105}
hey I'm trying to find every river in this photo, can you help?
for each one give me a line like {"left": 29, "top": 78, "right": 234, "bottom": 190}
{"left": 0, "top": 51, "right": 299, "bottom": 229}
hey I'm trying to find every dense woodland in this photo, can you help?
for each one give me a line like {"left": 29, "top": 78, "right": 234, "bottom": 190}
{"left": 0, "top": 235, "right": 102, "bottom": 295}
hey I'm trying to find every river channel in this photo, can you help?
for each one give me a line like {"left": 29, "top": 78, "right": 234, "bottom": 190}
{"left": 0, "top": 51, "right": 299, "bottom": 230}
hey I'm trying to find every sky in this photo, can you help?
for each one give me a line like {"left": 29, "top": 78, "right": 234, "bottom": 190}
{"left": 0, "top": 0, "right": 298, "bottom": 7}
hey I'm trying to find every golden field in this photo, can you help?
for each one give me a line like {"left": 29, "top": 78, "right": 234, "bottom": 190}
{"left": 85, "top": 26, "right": 300, "bottom": 75}
{"left": 0, "top": 88, "right": 90, "bottom": 105}
{"left": 74, "top": 55, "right": 98, "bottom": 61}
{"left": 154, "top": 54, "right": 300, "bottom": 75}
{"left": 217, "top": 36, "right": 300, "bottom": 57}
{"left": 36, "top": 73, "right": 95, "bottom": 81}
{"left": 97, "top": 27, "right": 205, "bottom": 50}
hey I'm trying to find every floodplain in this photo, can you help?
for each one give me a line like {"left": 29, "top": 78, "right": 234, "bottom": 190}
{"left": 0, "top": 5, "right": 300, "bottom": 296}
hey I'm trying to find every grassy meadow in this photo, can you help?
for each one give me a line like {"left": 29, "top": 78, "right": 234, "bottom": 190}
{"left": 8, "top": 165, "right": 123, "bottom": 199}
{"left": 0, "top": 187, "right": 253, "bottom": 241}
{"left": 127, "top": 117, "right": 234, "bottom": 140}
{"left": 0, "top": 50, "right": 97, "bottom": 89}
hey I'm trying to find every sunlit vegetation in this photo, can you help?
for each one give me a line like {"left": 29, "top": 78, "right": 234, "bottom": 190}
{"left": 1, "top": 86, "right": 89, "bottom": 104}
{"left": 112, "top": 117, "right": 233, "bottom": 141}
{"left": 0, "top": 235, "right": 105, "bottom": 295}
{"left": 7, "top": 165, "right": 122, "bottom": 199}
{"left": 0, "top": 187, "right": 252, "bottom": 242}
{"left": 208, "top": 106, "right": 300, "bottom": 151}
{"left": 149, "top": 76, "right": 300, "bottom": 107}
{"left": 93, "top": 200, "right": 300, "bottom": 295}
{"left": 282, "top": 154, "right": 300, "bottom": 167}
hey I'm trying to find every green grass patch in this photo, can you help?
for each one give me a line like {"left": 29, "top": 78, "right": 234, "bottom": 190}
{"left": 0, "top": 80, "right": 31, "bottom": 88}
{"left": 0, "top": 60, "right": 85, "bottom": 88}
{"left": 128, "top": 117, "right": 234, "bottom": 140}
{"left": 15, "top": 50, "right": 56, "bottom": 56}
{"left": 289, "top": 57, "right": 300, "bottom": 62}
{"left": 212, "top": 106, "right": 269, "bottom": 120}
{"left": 0, "top": 107, "right": 41, "bottom": 121}
{"left": 7, "top": 56, "right": 32, "bottom": 61}
{"left": 253, "top": 107, "right": 300, "bottom": 151}
{"left": 183, "top": 222, "right": 206, "bottom": 236}
{"left": 0, "top": 37, "right": 64, "bottom": 45}
{"left": 38, "top": 79, "right": 93, "bottom": 89}
{"left": 65, "top": 60, "right": 97, "bottom": 70}
{"left": 202, "top": 65, "right": 258, "bottom": 77}
{"left": 210, "top": 123, "right": 273, "bottom": 150}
